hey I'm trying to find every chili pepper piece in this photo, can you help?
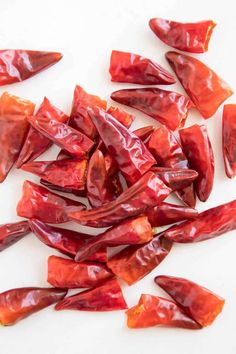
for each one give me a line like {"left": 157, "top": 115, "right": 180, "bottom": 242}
{"left": 40, "top": 179, "right": 87, "bottom": 197}
{"left": 155, "top": 275, "right": 225, "bottom": 327}
{"left": 107, "top": 105, "right": 135, "bottom": 128}
{"left": 0, "top": 221, "right": 31, "bottom": 252}
{"left": 151, "top": 167, "right": 198, "bottom": 190}
{"left": 133, "top": 125, "right": 155, "bottom": 141}
{"left": 166, "top": 51, "right": 233, "bottom": 118}
{"left": 0, "top": 91, "right": 35, "bottom": 115}
{"left": 222, "top": 104, "right": 236, "bottom": 178}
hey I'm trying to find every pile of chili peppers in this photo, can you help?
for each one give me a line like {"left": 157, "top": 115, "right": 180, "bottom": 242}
{"left": 0, "top": 18, "right": 234, "bottom": 329}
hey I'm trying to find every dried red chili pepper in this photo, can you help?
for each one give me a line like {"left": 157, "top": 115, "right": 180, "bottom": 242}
{"left": 149, "top": 19, "right": 216, "bottom": 53}
{"left": 75, "top": 216, "right": 153, "bottom": 262}
{"left": 0, "top": 287, "right": 67, "bottom": 326}
{"left": 107, "top": 105, "right": 135, "bottom": 128}
{"left": 39, "top": 179, "right": 87, "bottom": 197}
{"left": 151, "top": 167, "right": 198, "bottom": 191}
{"left": 28, "top": 219, "right": 107, "bottom": 262}
{"left": 155, "top": 275, "right": 225, "bottom": 327}
{"left": 126, "top": 294, "right": 200, "bottom": 329}
{"left": 111, "top": 88, "right": 193, "bottom": 131}
{"left": 17, "top": 180, "right": 85, "bottom": 223}
{"left": 47, "top": 255, "right": 113, "bottom": 289}
{"left": 107, "top": 231, "right": 172, "bottom": 285}
{"left": 0, "top": 221, "right": 31, "bottom": 252}
{"left": 164, "top": 199, "right": 236, "bottom": 243}
{"left": 109, "top": 50, "right": 176, "bottom": 85}
{"left": 0, "top": 50, "right": 62, "bottom": 86}
{"left": 0, "top": 91, "right": 35, "bottom": 115}
{"left": 55, "top": 279, "right": 127, "bottom": 312}
{"left": 166, "top": 51, "right": 233, "bottom": 118}
{"left": 222, "top": 104, "right": 236, "bottom": 178}
{"left": 68, "top": 171, "right": 171, "bottom": 228}
{"left": 133, "top": 125, "right": 155, "bottom": 142}
{"left": 179, "top": 124, "right": 214, "bottom": 202}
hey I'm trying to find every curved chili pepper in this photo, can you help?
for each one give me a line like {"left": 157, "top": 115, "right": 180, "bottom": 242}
{"left": 149, "top": 19, "right": 216, "bottom": 53}
{"left": 164, "top": 199, "right": 236, "bottom": 243}
{"left": 39, "top": 179, "right": 87, "bottom": 197}
{"left": 0, "top": 91, "right": 35, "bottom": 115}
{"left": 0, "top": 221, "right": 31, "bottom": 252}
{"left": 166, "top": 51, "right": 233, "bottom": 118}
{"left": 126, "top": 294, "right": 200, "bottom": 329}
{"left": 55, "top": 279, "right": 127, "bottom": 312}
{"left": 222, "top": 104, "right": 236, "bottom": 178}
{"left": 111, "top": 88, "right": 193, "bottom": 131}
{"left": 68, "top": 171, "right": 171, "bottom": 228}
{"left": 107, "top": 106, "right": 135, "bottom": 128}
{"left": 179, "top": 124, "right": 214, "bottom": 202}
{"left": 155, "top": 275, "right": 225, "bottom": 327}
{"left": 151, "top": 167, "right": 198, "bottom": 191}
{"left": 109, "top": 50, "right": 176, "bottom": 85}
{"left": 17, "top": 180, "right": 86, "bottom": 223}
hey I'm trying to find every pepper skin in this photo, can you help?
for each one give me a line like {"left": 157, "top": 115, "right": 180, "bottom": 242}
{"left": 55, "top": 279, "right": 127, "bottom": 312}
{"left": 68, "top": 171, "right": 171, "bottom": 228}
{"left": 179, "top": 124, "right": 214, "bottom": 202}
{"left": 155, "top": 275, "right": 225, "bottom": 327}
{"left": 134, "top": 125, "right": 155, "bottom": 142}
{"left": 39, "top": 179, "right": 87, "bottom": 198}
{"left": 126, "top": 294, "right": 200, "bottom": 329}
{"left": 0, "top": 221, "right": 31, "bottom": 252}
{"left": 109, "top": 50, "right": 176, "bottom": 85}
{"left": 0, "top": 287, "right": 67, "bottom": 326}
{"left": 151, "top": 167, "right": 198, "bottom": 191}
{"left": 166, "top": 51, "right": 233, "bottom": 118}
{"left": 107, "top": 231, "right": 172, "bottom": 285}
{"left": 107, "top": 106, "right": 135, "bottom": 128}
{"left": 28, "top": 219, "right": 107, "bottom": 262}
{"left": 17, "top": 180, "right": 86, "bottom": 224}
{"left": 149, "top": 19, "right": 216, "bottom": 53}
{"left": 0, "top": 50, "right": 62, "bottom": 86}
{"left": 0, "top": 91, "right": 35, "bottom": 115}
{"left": 111, "top": 88, "right": 193, "bottom": 131}
{"left": 164, "top": 199, "right": 236, "bottom": 243}
{"left": 222, "top": 104, "right": 236, "bottom": 178}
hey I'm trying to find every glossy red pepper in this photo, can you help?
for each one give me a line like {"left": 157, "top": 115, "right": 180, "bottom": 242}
{"left": 55, "top": 279, "right": 127, "bottom": 312}
{"left": 109, "top": 50, "right": 176, "bottom": 85}
{"left": 0, "top": 50, "right": 62, "bottom": 86}
{"left": 151, "top": 167, "right": 198, "bottom": 191}
{"left": 126, "top": 294, "right": 200, "bottom": 329}
{"left": 222, "top": 104, "right": 236, "bottom": 178}
{"left": 149, "top": 19, "right": 216, "bottom": 53}
{"left": 179, "top": 124, "right": 214, "bottom": 202}
{"left": 134, "top": 125, "right": 155, "bottom": 142}
{"left": 0, "top": 287, "right": 67, "bottom": 325}
{"left": 107, "top": 231, "right": 172, "bottom": 285}
{"left": 111, "top": 88, "right": 193, "bottom": 131}
{"left": 17, "top": 180, "right": 86, "bottom": 223}
{"left": 75, "top": 216, "right": 153, "bottom": 262}
{"left": 0, "top": 221, "right": 31, "bottom": 252}
{"left": 0, "top": 91, "right": 35, "bottom": 115}
{"left": 39, "top": 179, "right": 87, "bottom": 197}
{"left": 166, "top": 51, "right": 233, "bottom": 118}
{"left": 164, "top": 199, "right": 236, "bottom": 243}
{"left": 107, "top": 106, "right": 135, "bottom": 128}
{"left": 68, "top": 171, "right": 171, "bottom": 228}
{"left": 155, "top": 275, "right": 225, "bottom": 327}
{"left": 47, "top": 255, "right": 113, "bottom": 289}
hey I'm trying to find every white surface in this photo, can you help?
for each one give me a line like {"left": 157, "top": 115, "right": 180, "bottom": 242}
{"left": 1, "top": 0, "right": 236, "bottom": 353}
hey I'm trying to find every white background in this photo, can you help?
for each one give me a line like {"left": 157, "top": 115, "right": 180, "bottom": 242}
{"left": 1, "top": 0, "right": 236, "bottom": 353}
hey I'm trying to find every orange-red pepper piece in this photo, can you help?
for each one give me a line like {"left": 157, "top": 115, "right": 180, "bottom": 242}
{"left": 107, "top": 106, "right": 135, "bottom": 128}
{"left": 0, "top": 91, "right": 35, "bottom": 115}
{"left": 222, "top": 104, "right": 236, "bottom": 178}
{"left": 0, "top": 221, "right": 31, "bottom": 252}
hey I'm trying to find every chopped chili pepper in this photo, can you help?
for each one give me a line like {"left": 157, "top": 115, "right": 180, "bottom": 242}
{"left": 39, "top": 179, "right": 87, "bottom": 197}
{"left": 55, "top": 278, "right": 127, "bottom": 312}
{"left": 0, "top": 221, "right": 31, "bottom": 252}
{"left": 109, "top": 50, "right": 176, "bottom": 85}
{"left": 134, "top": 125, "right": 155, "bottom": 142}
{"left": 179, "top": 124, "right": 214, "bottom": 202}
{"left": 17, "top": 180, "right": 86, "bottom": 223}
{"left": 0, "top": 91, "right": 35, "bottom": 115}
{"left": 155, "top": 275, "right": 225, "bottom": 327}
{"left": 126, "top": 294, "right": 200, "bottom": 329}
{"left": 151, "top": 167, "right": 198, "bottom": 191}
{"left": 107, "top": 105, "right": 135, "bottom": 128}
{"left": 111, "top": 88, "right": 193, "bottom": 131}
{"left": 222, "top": 104, "right": 236, "bottom": 178}
{"left": 149, "top": 19, "right": 216, "bottom": 53}
{"left": 166, "top": 51, "right": 233, "bottom": 118}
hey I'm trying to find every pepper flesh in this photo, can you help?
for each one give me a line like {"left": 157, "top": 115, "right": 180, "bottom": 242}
{"left": 155, "top": 275, "right": 225, "bottom": 327}
{"left": 0, "top": 221, "right": 31, "bottom": 252}
{"left": 0, "top": 91, "right": 35, "bottom": 115}
{"left": 151, "top": 167, "right": 198, "bottom": 191}
{"left": 222, "top": 104, "right": 236, "bottom": 178}
{"left": 166, "top": 51, "right": 233, "bottom": 118}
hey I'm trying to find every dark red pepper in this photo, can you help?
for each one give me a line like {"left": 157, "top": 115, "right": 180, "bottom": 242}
{"left": 134, "top": 125, "right": 155, "bottom": 142}
{"left": 39, "top": 179, "right": 87, "bottom": 197}
{"left": 107, "top": 105, "right": 135, "bottom": 128}
{"left": 0, "top": 221, "right": 31, "bottom": 252}
{"left": 222, "top": 104, "right": 236, "bottom": 178}
{"left": 151, "top": 167, "right": 198, "bottom": 191}
{"left": 0, "top": 91, "right": 35, "bottom": 115}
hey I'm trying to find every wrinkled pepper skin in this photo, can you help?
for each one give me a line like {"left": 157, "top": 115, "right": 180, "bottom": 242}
{"left": 166, "top": 51, "right": 233, "bottom": 118}
{"left": 75, "top": 216, "right": 153, "bottom": 262}
{"left": 149, "top": 19, "right": 216, "bottom": 53}
{"left": 155, "top": 275, "right": 225, "bottom": 327}
{"left": 47, "top": 255, "right": 113, "bottom": 289}
{"left": 17, "top": 180, "right": 85, "bottom": 224}
{"left": 134, "top": 125, "right": 155, "bottom": 142}
{"left": 0, "top": 91, "right": 35, "bottom": 115}
{"left": 0, "top": 221, "right": 31, "bottom": 252}
{"left": 107, "top": 231, "right": 172, "bottom": 285}
{"left": 0, "top": 50, "right": 62, "bottom": 86}
{"left": 68, "top": 171, "right": 171, "bottom": 228}
{"left": 126, "top": 294, "right": 200, "bottom": 329}
{"left": 107, "top": 106, "right": 135, "bottom": 128}
{"left": 179, "top": 124, "right": 214, "bottom": 202}
{"left": 164, "top": 199, "right": 236, "bottom": 243}
{"left": 222, "top": 104, "right": 236, "bottom": 178}
{"left": 151, "top": 167, "right": 198, "bottom": 191}
{"left": 40, "top": 179, "right": 87, "bottom": 197}
{"left": 109, "top": 50, "right": 176, "bottom": 85}
{"left": 111, "top": 88, "right": 193, "bottom": 131}
{"left": 28, "top": 219, "right": 107, "bottom": 262}
{"left": 0, "top": 287, "right": 67, "bottom": 326}
{"left": 55, "top": 279, "right": 127, "bottom": 312}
